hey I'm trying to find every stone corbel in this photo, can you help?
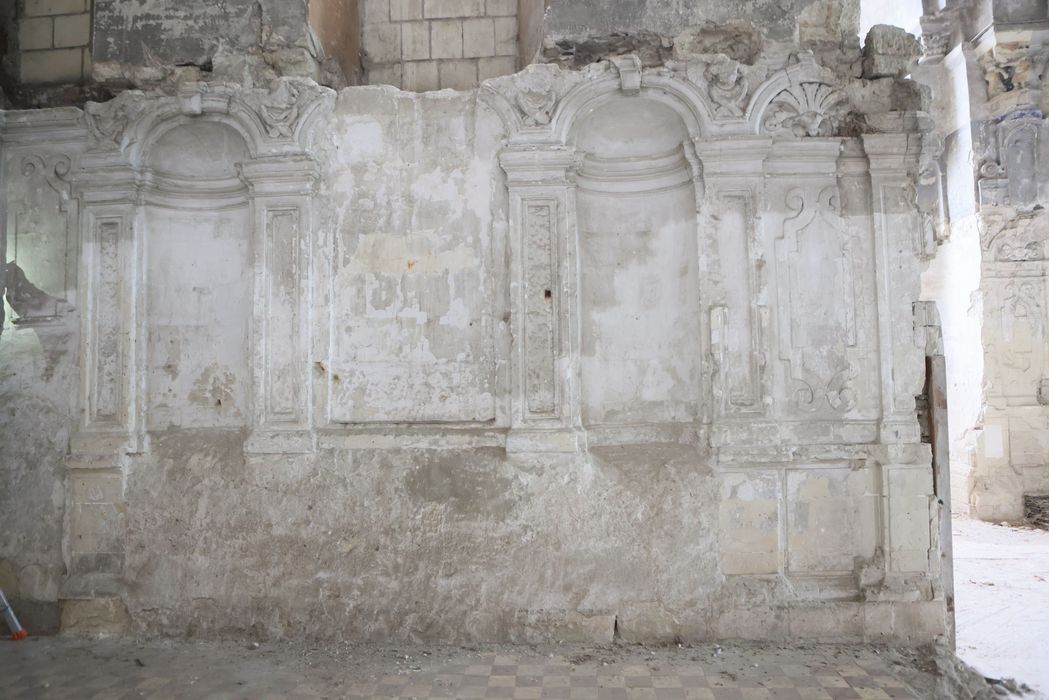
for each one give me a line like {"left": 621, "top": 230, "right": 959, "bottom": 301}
{"left": 499, "top": 147, "right": 586, "bottom": 453}
{"left": 611, "top": 55, "right": 643, "bottom": 96}
{"left": 239, "top": 157, "right": 318, "bottom": 454}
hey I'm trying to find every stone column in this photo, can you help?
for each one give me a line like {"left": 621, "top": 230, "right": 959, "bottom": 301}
{"left": 499, "top": 147, "right": 585, "bottom": 453}
{"left": 63, "top": 165, "right": 142, "bottom": 632}
{"left": 240, "top": 157, "right": 318, "bottom": 454}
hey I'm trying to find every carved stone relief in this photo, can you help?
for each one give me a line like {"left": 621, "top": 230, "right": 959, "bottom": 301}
{"left": 984, "top": 278, "right": 1049, "bottom": 403}
{"left": 5, "top": 154, "right": 76, "bottom": 324}
{"left": 523, "top": 202, "right": 557, "bottom": 416}
{"left": 673, "top": 54, "right": 766, "bottom": 120}
{"left": 775, "top": 186, "right": 859, "bottom": 414}
{"left": 88, "top": 215, "right": 129, "bottom": 428}
{"left": 85, "top": 92, "right": 146, "bottom": 151}
{"left": 976, "top": 114, "right": 1045, "bottom": 209}
{"left": 762, "top": 82, "right": 848, "bottom": 137}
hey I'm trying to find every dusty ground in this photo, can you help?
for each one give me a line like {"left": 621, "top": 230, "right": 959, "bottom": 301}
{"left": 0, "top": 636, "right": 1010, "bottom": 699}
{"left": 954, "top": 515, "right": 1049, "bottom": 698}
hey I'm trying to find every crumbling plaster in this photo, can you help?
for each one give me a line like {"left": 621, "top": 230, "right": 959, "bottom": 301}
{"left": 544, "top": 0, "right": 860, "bottom": 44}
{"left": 90, "top": 0, "right": 354, "bottom": 90}
{"left": 1, "top": 20, "right": 952, "bottom": 643}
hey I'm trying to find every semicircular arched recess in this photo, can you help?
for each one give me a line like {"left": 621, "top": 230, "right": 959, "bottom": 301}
{"left": 142, "top": 120, "right": 253, "bottom": 430}
{"left": 570, "top": 96, "right": 702, "bottom": 436}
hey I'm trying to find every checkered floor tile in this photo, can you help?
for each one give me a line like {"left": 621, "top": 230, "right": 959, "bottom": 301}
{"left": 0, "top": 638, "right": 925, "bottom": 699}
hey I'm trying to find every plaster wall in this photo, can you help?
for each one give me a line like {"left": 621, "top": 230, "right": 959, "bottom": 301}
{"left": 0, "top": 41, "right": 950, "bottom": 642}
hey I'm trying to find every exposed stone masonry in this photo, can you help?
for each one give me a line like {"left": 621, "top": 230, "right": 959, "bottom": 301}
{"left": 363, "top": 0, "right": 519, "bottom": 89}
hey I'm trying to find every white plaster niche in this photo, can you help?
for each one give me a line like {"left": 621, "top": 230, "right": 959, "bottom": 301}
{"left": 142, "top": 122, "right": 252, "bottom": 429}
{"left": 570, "top": 96, "right": 701, "bottom": 443}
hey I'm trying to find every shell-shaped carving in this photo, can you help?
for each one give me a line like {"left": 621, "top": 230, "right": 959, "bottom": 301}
{"left": 761, "top": 82, "right": 847, "bottom": 137}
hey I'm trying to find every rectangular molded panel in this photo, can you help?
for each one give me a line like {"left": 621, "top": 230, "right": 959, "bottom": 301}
{"left": 146, "top": 208, "right": 251, "bottom": 429}
{"left": 524, "top": 201, "right": 557, "bottom": 417}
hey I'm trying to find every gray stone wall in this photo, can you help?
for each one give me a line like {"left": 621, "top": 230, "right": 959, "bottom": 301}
{"left": 14, "top": 0, "right": 93, "bottom": 85}
{"left": 91, "top": 0, "right": 320, "bottom": 84}
{"left": 544, "top": 0, "right": 859, "bottom": 42}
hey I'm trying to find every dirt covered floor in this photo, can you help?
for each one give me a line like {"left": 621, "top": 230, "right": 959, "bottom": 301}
{"left": 0, "top": 636, "right": 1017, "bottom": 699}
{"left": 954, "top": 516, "right": 1049, "bottom": 698}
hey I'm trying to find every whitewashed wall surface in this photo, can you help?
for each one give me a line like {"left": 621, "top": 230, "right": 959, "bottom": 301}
{"left": 0, "top": 49, "right": 952, "bottom": 642}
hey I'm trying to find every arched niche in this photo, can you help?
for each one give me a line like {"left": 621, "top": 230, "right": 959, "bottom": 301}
{"left": 142, "top": 121, "right": 253, "bottom": 429}
{"left": 569, "top": 96, "right": 702, "bottom": 430}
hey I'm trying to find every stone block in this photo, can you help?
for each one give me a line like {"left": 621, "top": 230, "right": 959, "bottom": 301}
{"left": 438, "top": 58, "right": 477, "bottom": 89}
{"left": 863, "top": 602, "right": 895, "bottom": 639}
{"left": 404, "top": 60, "right": 440, "bottom": 91}
{"left": 424, "top": 0, "right": 484, "bottom": 18}
{"left": 363, "top": 22, "right": 402, "bottom": 64}
{"left": 60, "top": 597, "right": 130, "bottom": 637}
{"left": 718, "top": 472, "right": 780, "bottom": 575}
{"left": 24, "top": 0, "right": 85, "bottom": 16}
{"left": 362, "top": 0, "right": 390, "bottom": 24}
{"left": 462, "top": 17, "right": 494, "bottom": 58}
{"left": 431, "top": 19, "right": 463, "bottom": 59}
{"left": 20, "top": 47, "right": 83, "bottom": 84}
{"left": 493, "top": 16, "right": 516, "bottom": 56}
{"left": 862, "top": 24, "right": 921, "bottom": 79}
{"left": 19, "top": 17, "right": 53, "bottom": 51}
{"left": 70, "top": 473, "right": 123, "bottom": 505}
{"left": 53, "top": 12, "right": 91, "bottom": 48}
{"left": 509, "top": 609, "right": 615, "bottom": 643}
{"left": 892, "top": 601, "right": 948, "bottom": 642}
{"left": 391, "top": 0, "right": 424, "bottom": 21}
{"left": 717, "top": 606, "right": 788, "bottom": 641}
{"left": 478, "top": 55, "right": 515, "bottom": 81}
{"left": 614, "top": 603, "right": 680, "bottom": 643}
{"left": 486, "top": 0, "right": 516, "bottom": 16}
{"left": 789, "top": 604, "right": 863, "bottom": 640}
{"left": 402, "top": 21, "right": 431, "bottom": 60}
{"left": 463, "top": 17, "right": 495, "bottom": 57}
{"left": 368, "top": 62, "right": 403, "bottom": 88}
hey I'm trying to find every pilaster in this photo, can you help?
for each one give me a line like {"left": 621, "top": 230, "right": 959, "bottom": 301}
{"left": 64, "top": 165, "right": 142, "bottom": 610}
{"left": 239, "top": 157, "right": 318, "bottom": 454}
{"left": 499, "top": 147, "right": 585, "bottom": 453}
{"left": 863, "top": 133, "right": 928, "bottom": 444}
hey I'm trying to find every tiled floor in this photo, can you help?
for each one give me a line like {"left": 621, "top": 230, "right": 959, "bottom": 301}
{"left": 0, "top": 637, "right": 932, "bottom": 700}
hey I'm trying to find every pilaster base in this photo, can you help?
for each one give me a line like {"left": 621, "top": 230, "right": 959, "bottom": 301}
{"left": 506, "top": 428, "right": 586, "bottom": 454}
{"left": 245, "top": 428, "right": 316, "bottom": 454}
